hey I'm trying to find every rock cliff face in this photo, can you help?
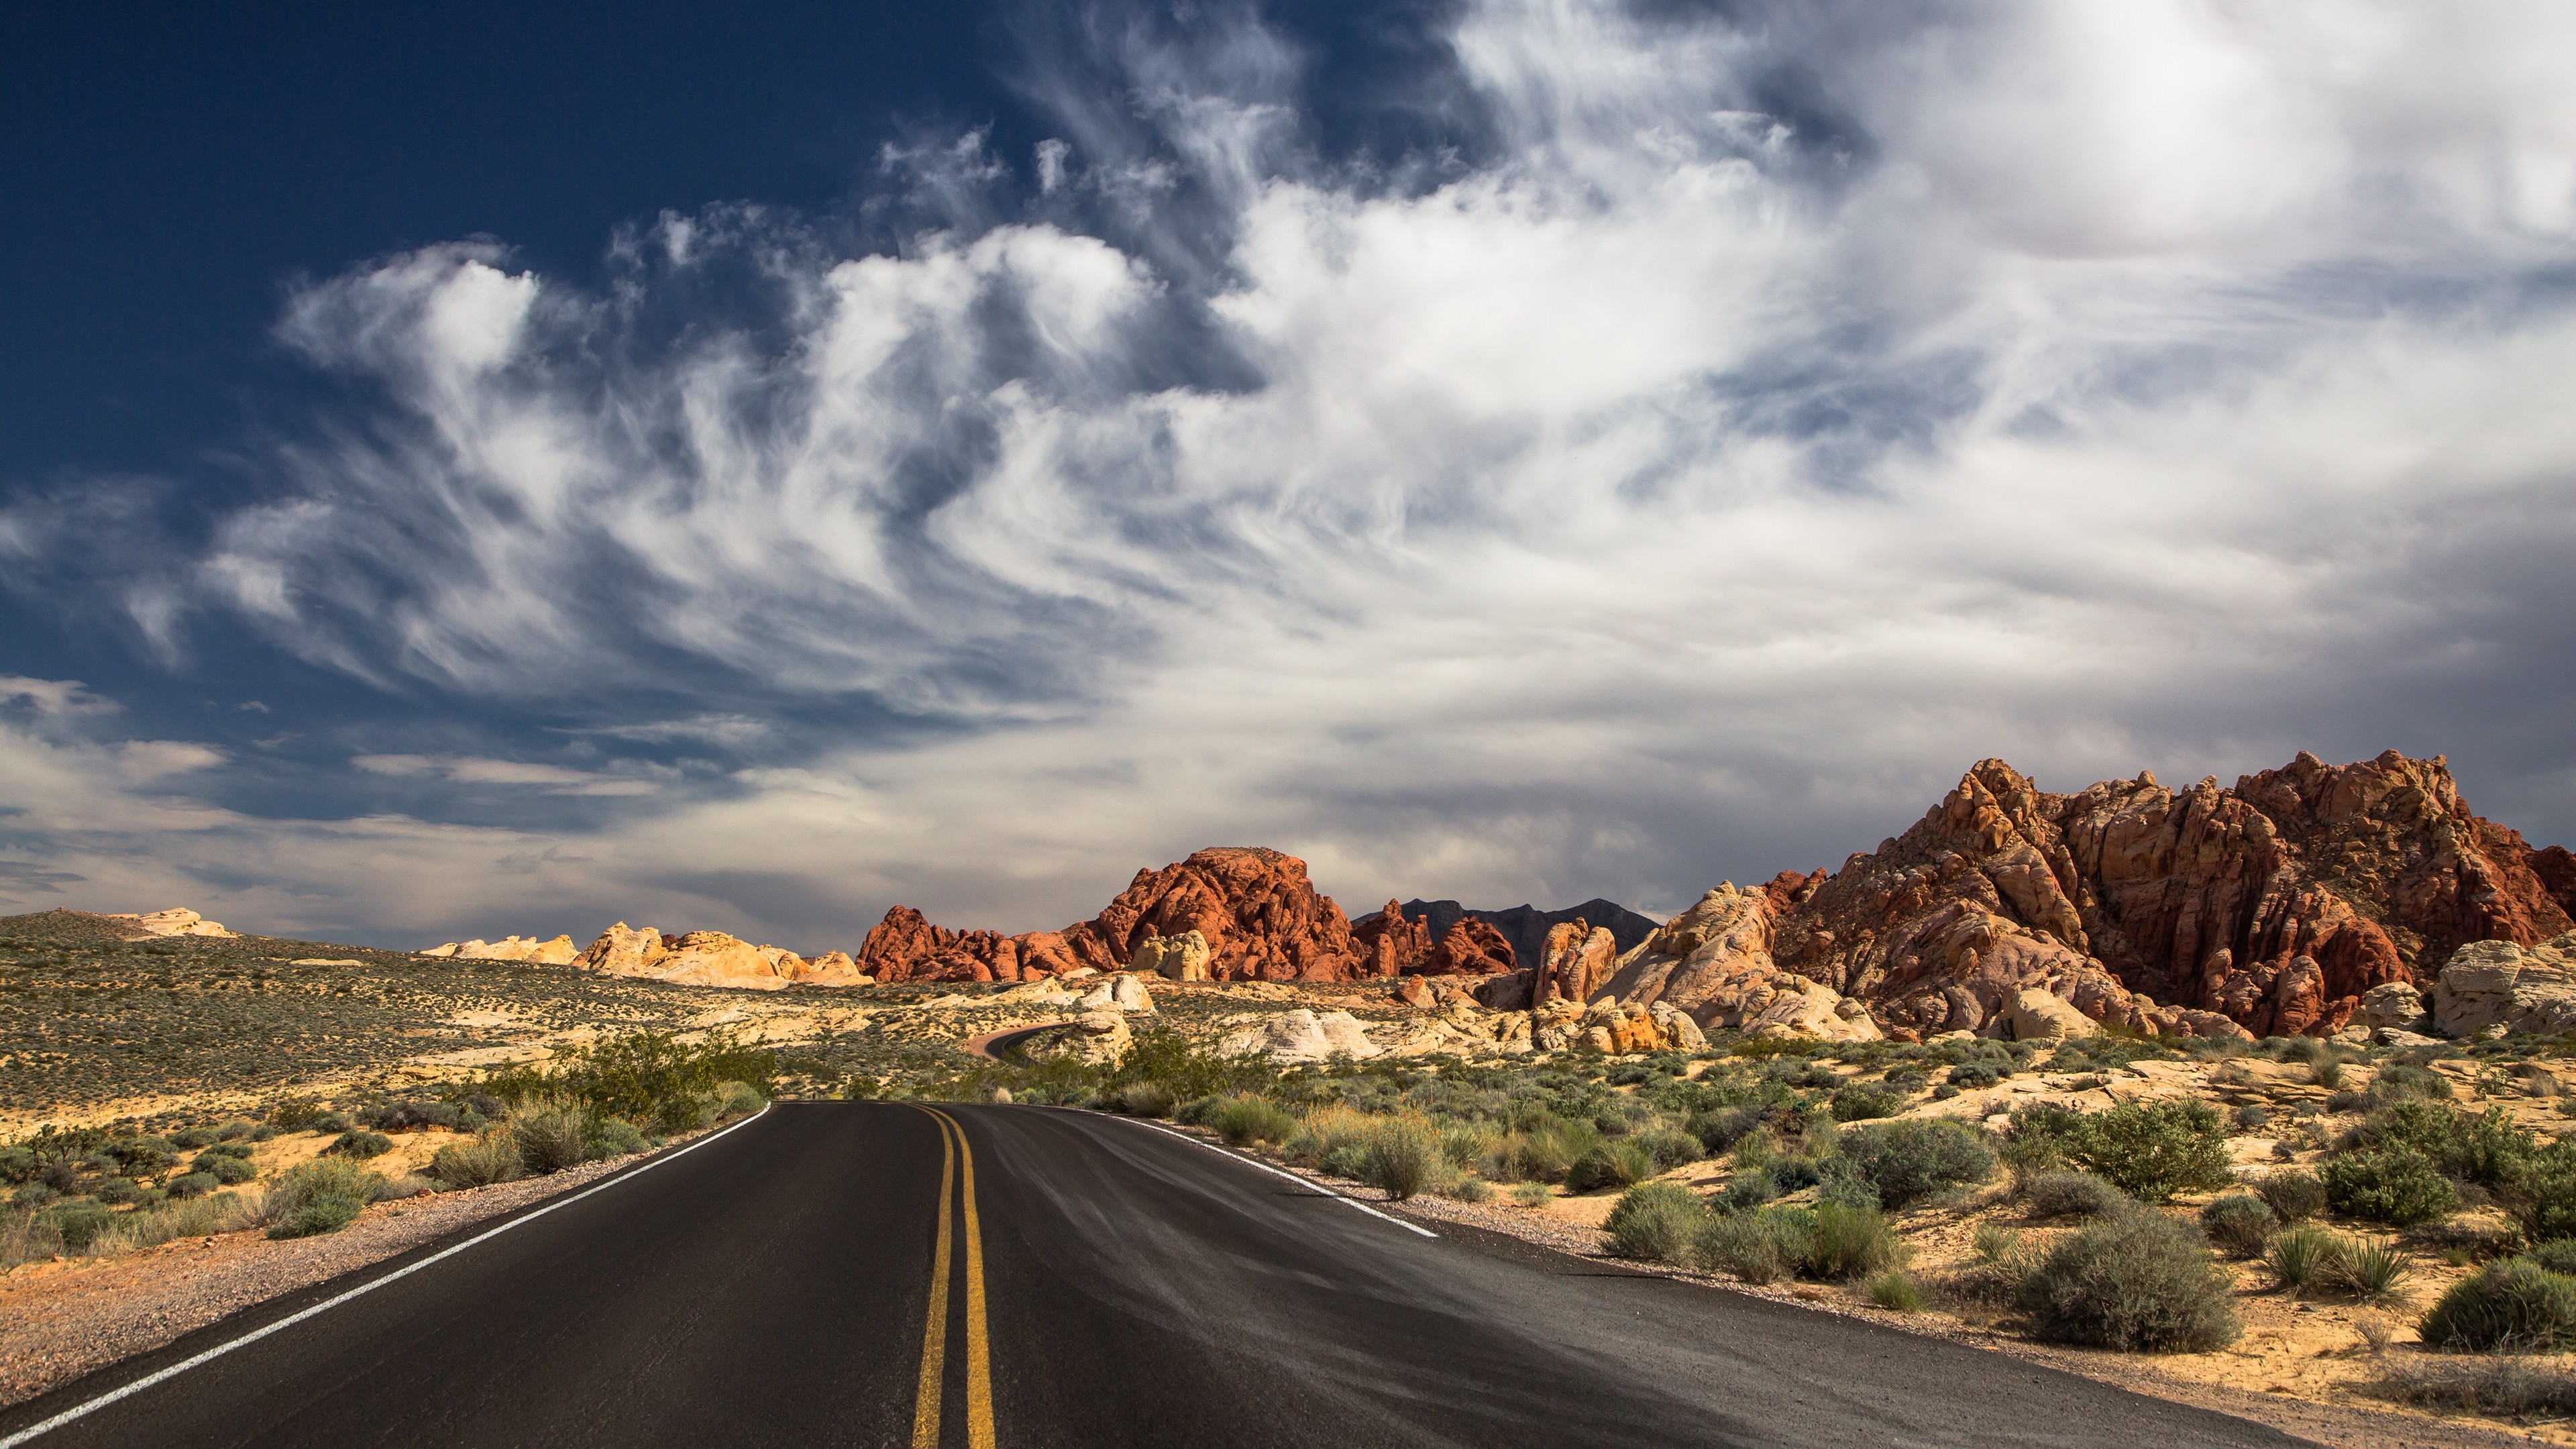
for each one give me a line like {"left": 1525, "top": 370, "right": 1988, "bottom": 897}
{"left": 1391, "top": 898, "right": 1659, "bottom": 973}
{"left": 1348, "top": 900, "right": 1517, "bottom": 977}
{"left": 860, "top": 847, "right": 1365, "bottom": 984}
{"left": 1610, "top": 751, "right": 2571, "bottom": 1042}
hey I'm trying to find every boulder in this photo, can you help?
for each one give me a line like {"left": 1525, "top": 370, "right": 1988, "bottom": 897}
{"left": 1222, "top": 1008, "right": 1383, "bottom": 1063}
{"left": 2006, "top": 988, "right": 2098, "bottom": 1041}
{"left": 572, "top": 924, "right": 833, "bottom": 991}
{"left": 1432, "top": 917, "right": 1517, "bottom": 975}
{"left": 1020, "top": 1012, "right": 1132, "bottom": 1065}
{"left": 1350, "top": 900, "right": 1433, "bottom": 977}
{"left": 1536, "top": 920, "right": 1617, "bottom": 1007}
{"left": 421, "top": 933, "right": 578, "bottom": 964}
{"left": 1076, "top": 971, "right": 1157, "bottom": 1014}
{"left": 2355, "top": 980, "right": 2428, "bottom": 1033}
{"left": 2433, "top": 933, "right": 2576, "bottom": 1038}
{"left": 1130, "top": 930, "right": 1212, "bottom": 982}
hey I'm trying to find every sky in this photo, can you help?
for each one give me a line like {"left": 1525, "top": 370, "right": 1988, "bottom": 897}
{"left": 4, "top": 1, "right": 2573, "bottom": 954}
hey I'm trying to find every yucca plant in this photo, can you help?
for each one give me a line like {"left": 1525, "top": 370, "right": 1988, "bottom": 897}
{"left": 2263, "top": 1223, "right": 2346, "bottom": 1291}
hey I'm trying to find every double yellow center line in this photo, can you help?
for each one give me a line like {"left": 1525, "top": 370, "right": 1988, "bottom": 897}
{"left": 910, "top": 1108, "right": 995, "bottom": 1449}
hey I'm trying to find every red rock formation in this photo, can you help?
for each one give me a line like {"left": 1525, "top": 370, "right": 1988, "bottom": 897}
{"left": 1618, "top": 750, "right": 2569, "bottom": 1041}
{"left": 1083, "top": 848, "right": 1362, "bottom": 981}
{"left": 1432, "top": 916, "right": 1517, "bottom": 975}
{"left": 857, "top": 847, "right": 1364, "bottom": 985}
{"left": 1535, "top": 920, "right": 1617, "bottom": 1007}
{"left": 1350, "top": 900, "right": 1434, "bottom": 977}
{"left": 2534, "top": 845, "right": 2576, "bottom": 922}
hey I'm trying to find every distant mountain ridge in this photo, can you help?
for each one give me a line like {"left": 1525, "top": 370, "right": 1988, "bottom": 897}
{"left": 1385, "top": 898, "right": 1662, "bottom": 973}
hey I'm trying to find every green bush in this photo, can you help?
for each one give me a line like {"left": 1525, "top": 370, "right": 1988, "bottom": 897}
{"left": 1508, "top": 1182, "right": 1552, "bottom": 1208}
{"left": 531, "top": 1028, "right": 778, "bottom": 1134}
{"left": 1829, "top": 1083, "right": 1902, "bottom": 1122}
{"left": 2322, "top": 1146, "right": 2458, "bottom": 1226}
{"left": 2263, "top": 1223, "right": 2343, "bottom": 1291}
{"left": 1215, "top": 1097, "right": 1297, "bottom": 1147}
{"left": 1114, "top": 1081, "right": 1177, "bottom": 1118}
{"left": 46, "top": 1200, "right": 112, "bottom": 1251}
{"left": 2375, "top": 1064, "right": 2453, "bottom": 1102}
{"left": 1360, "top": 1117, "right": 1443, "bottom": 1202}
{"left": 2357, "top": 1100, "right": 2532, "bottom": 1187}
{"left": 171, "top": 1128, "right": 215, "bottom": 1149}
{"left": 1565, "top": 1140, "right": 1656, "bottom": 1193}
{"left": 588, "top": 1117, "right": 649, "bottom": 1158}
{"left": 512, "top": 1110, "right": 592, "bottom": 1175}
{"left": 264, "top": 1158, "right": 380, "bottom": 1240}
{"left": 1686, "top": 1106, "right": 1764, "bottom": 1153}
{"left": 2506, "top": 1140, "right": 2576, "bottom": 1242}
{"left": 2420, "top": 1259, "right": 2576, "bottom": 1351}
{"left": 2253, "top": 1169, "right": 2327, "bottom": 1224}
{"left": 1868, "top": 1270, "right": 1927, "bottom": 1311}
{"left": 2019, "top": 1213, "right": 2241, "bottom": 1352}
{"left": 1805, "top": 1202, "right": 1903, "bottom": 1281}
{"left": 2200, "top": 1193, "right": 2279, "bottom": 1256}
{"left": 324, "top": 1130, "right": 393, "bottom": 1159}
{"left": 1723, "top": 1171, "right": 1779, "bottom": 1211}
{"left": 93, "top": 1177, "right": 146, "bottom": 1205}
{"left": 165, "top": 1171, "right": 220, "bottom": 1200}
{"left": 429, "top": 1131, "right": 525, "bottom": 1189}
{"left": 2338, "top": 1236, "right": 2409, "bottom": 1299}
{"left": 2011, "top": 1102, "right": 2233, "bottom": 1203}
{"left": 1837, "top": 1119, "right": 1994, "bottom": 1208}
{"left": 1695, "top": 1207, "right": 1813, "bottom": 1285}
{"left": 1605, "top": 1181, "right": 1707, "bottom": 1265}
{"left": 1634, "top": 1129, "right": 1703, "bottom": 1170}
{"left": 1174, "top": 1094, "right": 1226, "bottom": 1127}
{"left": 1444, "top": 1176, "right": 1494, "bottom": 1203}
{"left": 2021, "top": 1169, "right": 2128, "bottom": 1220}
{"left": 107, "top": 1137, "right": 177, "bottom": 1179}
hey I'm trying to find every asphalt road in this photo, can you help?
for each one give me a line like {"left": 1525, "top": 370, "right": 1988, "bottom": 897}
{"left": 0, "top": 1104, "right": 2312, "bottom": 1448}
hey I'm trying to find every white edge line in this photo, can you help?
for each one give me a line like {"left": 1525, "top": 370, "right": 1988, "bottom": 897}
{"left": 0, "top": 1103, "right": 774, "bottom": 1449}
{"left": 1112, "top": 1114, "right": 1438, "bottom": 1238}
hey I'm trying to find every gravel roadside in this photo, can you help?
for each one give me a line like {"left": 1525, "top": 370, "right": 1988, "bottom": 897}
{"left": 1138, "top": 1116, "right": 2542, "bottom": 1449}
{"left": 0, "top": 1138, "right": 687, "bottom": 1410}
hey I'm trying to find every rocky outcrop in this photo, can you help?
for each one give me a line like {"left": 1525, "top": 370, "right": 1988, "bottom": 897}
{"left": 572, "top": 924, "right": 857, "bottom": 991}
{"left": 2432, "top": 933, "right": 2576, "bottom": 1038}
{"left": 1606, "top": 750, "right": 2567, "bottom": 1042}
{"left": 1220, "top": 1008, "right": 1381, "bottom": 1063}
{"left": 106, "top": 908, "right": 236, "bottom": 939}
{"left": 1350, "top": 900, "right": 1433, "bottom": 977}
{"left": 2538, "top": 847, "right": 2576, "bottom": 921}
{"left": 1434, "top": 917, "right": 1517, "bottom": 975}
{"left": 1016, "top": 1012, "right": 1133, "bottom": 1065}
{"left": 1130, "top": 930, "right": 1212, "bottom": 981}
{"left": 1531, "top": 997, "right": 1713, "bottom": 1052}
{"left": 419, "top": 934, "right": 577, "bottom": 964}
{"left": 1534, "top": 920, "right": 1617, "bottom": 1007}
{"left": 861, "top": 847, "right": 1364, "bottom": 985}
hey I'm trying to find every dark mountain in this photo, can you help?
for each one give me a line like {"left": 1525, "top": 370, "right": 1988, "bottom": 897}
{"left": 1375, "top": 898, "right": 1664, "bottom": 973}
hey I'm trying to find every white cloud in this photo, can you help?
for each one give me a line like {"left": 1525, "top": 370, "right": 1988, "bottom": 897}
{"left": 4, "top": 0, "right": 2573, "bottom": 942}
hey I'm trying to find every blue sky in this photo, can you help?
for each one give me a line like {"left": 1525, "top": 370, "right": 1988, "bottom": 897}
{"left": 5, "top": 1, "right": 2573, "bottom": 952}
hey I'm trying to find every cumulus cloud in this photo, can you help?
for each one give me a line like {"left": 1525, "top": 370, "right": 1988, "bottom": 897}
{"left": 5, "top": 0, "right": 2573, "bottom": 941}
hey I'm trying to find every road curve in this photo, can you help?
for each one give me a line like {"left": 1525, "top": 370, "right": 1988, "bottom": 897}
{"left": 0, "top": 1104, "right": 2310, "bottom": 1448}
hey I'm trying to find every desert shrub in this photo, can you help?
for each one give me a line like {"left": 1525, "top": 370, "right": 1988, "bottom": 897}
{"left": 2358, "top": 1101, "right": 2533, "bottom": 1187}
{"left": 2420, "top": 1259, "right": 2576, "bottom": 1351}
{"left": 213, "top": 1119, "right": 256, "bottom": 1141}
{"left": 1687, "top": 1106, "right": 1764, "bottom": 1153}
{"left": 1436, "top": 1123, "right": 1491, "bottom": 1168}
{"left": 2265, "top": 1224, "right": 2345, "bottom": 1291}
{"left": 2253, "top": 1169, "right": 2328, "bottom": 1224}
{"left": 2019, "top": 1214, "right": 2241, "bottom": 1351}
{"left": 716, "top": 1081, "right": 766, "bottom": 1118}
{"left": 374, "top": 1173, "right": 438, "bottom": 1200}
{"left": 512, "top": 1110, "right": 592, "bottom": 1175}
{"left": 1805, "top": 1203, "right": 1903, "bottom": 1281}
{"left": 93, "top": 1177, "right": 145, "bottom": 1205}
{"left": 106, "top": 1136, "right": 177, "bottom": 1179}
{"left": 2524, "top": 1240, "right": 2576, "bottom": 1276}
{"left": 2235, "top": 1103, "right": 2271, "bottom": 1132}
{"left": 309, "top": 1113, "right": 352, "bottom": 1135}
{"left": 325, "top": 1130, "right": 393, "bottom": 1160}
{"left": 1360, "top": 1116, "right": 1443, "bottom": 1202}
{"left": 2373, "top": 1354, "right": 2576, "bottom": 1418}
{"left": 165, "top": 1171, "right": 220, "bottom": 1200}
{"left": 199, "top": 1140, "right": 254, "bottom": 1161}
{"left": 1723, "top": 1171, "right": 1779, "bottom": 1211}
{"left": 532, "top": 1028, "right": 778, "bottom": 1134}
{"left": 1289, "top": 1104, "right": 1378, "bottom": 1166}
{"left": 1633, "top": 1129, "right": 1703, "bottom": 1170}
{"left": 0, "top": 1148, "right": 34, "bottom": 1185}
{"left": 170, "top": 1128, "right": 215, "bottom": 1148}
{"left": 2339, "top": 1237, "right": 2410, "bottom": 1300}
{"left": 2021, "top": 1169, "right": 2128, "bottom": 1220}
{"left": 2377, "top": 1064, "right": 2453, "bottom": 1102}
{"left": 1215, "top": 1097, "right": 1297, "bottom": 1147}
{"left": 47, "top": 1201, "right": 112, "bottom": 1252}
{"left": 1508, "top": 1182, "right": 1552, "bottom": 1208}
{"left": 2505, "top": 1140, "right": 2576, "bottom": 1242}
{"left": 1974, "top": 1222, "right": 2034, "bottom": 1274}
{"left": 2200, "top": 1193, "right": 2279, "bottom": 1256}
{"left": 2012, "top": 1102, "right": 2233, "bottom": 1204}
{"left": 1868, "top": 1270, "right": 1928, "bottom": 1311}
{"left": 1830, "top": 1083, "right": 1902, "bottom": 1122}
{"left": 1948, "top": 1062, "right": 2004, "bottom": 1089}
{"left": 1114, "top": 1081, "right": 1177, "bottom": 1118}
{"left": 1444, "top": 1176, "right": 1493, "bottom": 1203}
{"left": 264, "top": 1158, "right": 380, "bottom": 1239}
{"left": 371, "top": 1099, "right": 464, "bottom": 1132}
{"left": 1605, "top": 1181, "right": 1708, "bottom": 1264}
{"left": 1696, "top": 1207, "right": 1813, "bottom": 1285}
{"left": 429, "top": 1131, "right": 525, "bottom": 1189}
{"left": 1566, "top": 1140, "right": 1656, "bottom": 1193}
{"left": 1174, "top": 1094, "right": 1226, "bottom": 1127}
{"left": 1837, "top": 1119, "right": 1994, "bottom": 1209}
{"left": 587, "top": 1117, "right": 649, "bottom": 1158}
{"left": 2323, "top": 1146, "right": 2459, "bottom": 1226}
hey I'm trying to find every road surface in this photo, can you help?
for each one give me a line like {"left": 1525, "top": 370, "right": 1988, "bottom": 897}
{"left": 0, "top": 1104, "right": 2309, "bottom": 1448}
